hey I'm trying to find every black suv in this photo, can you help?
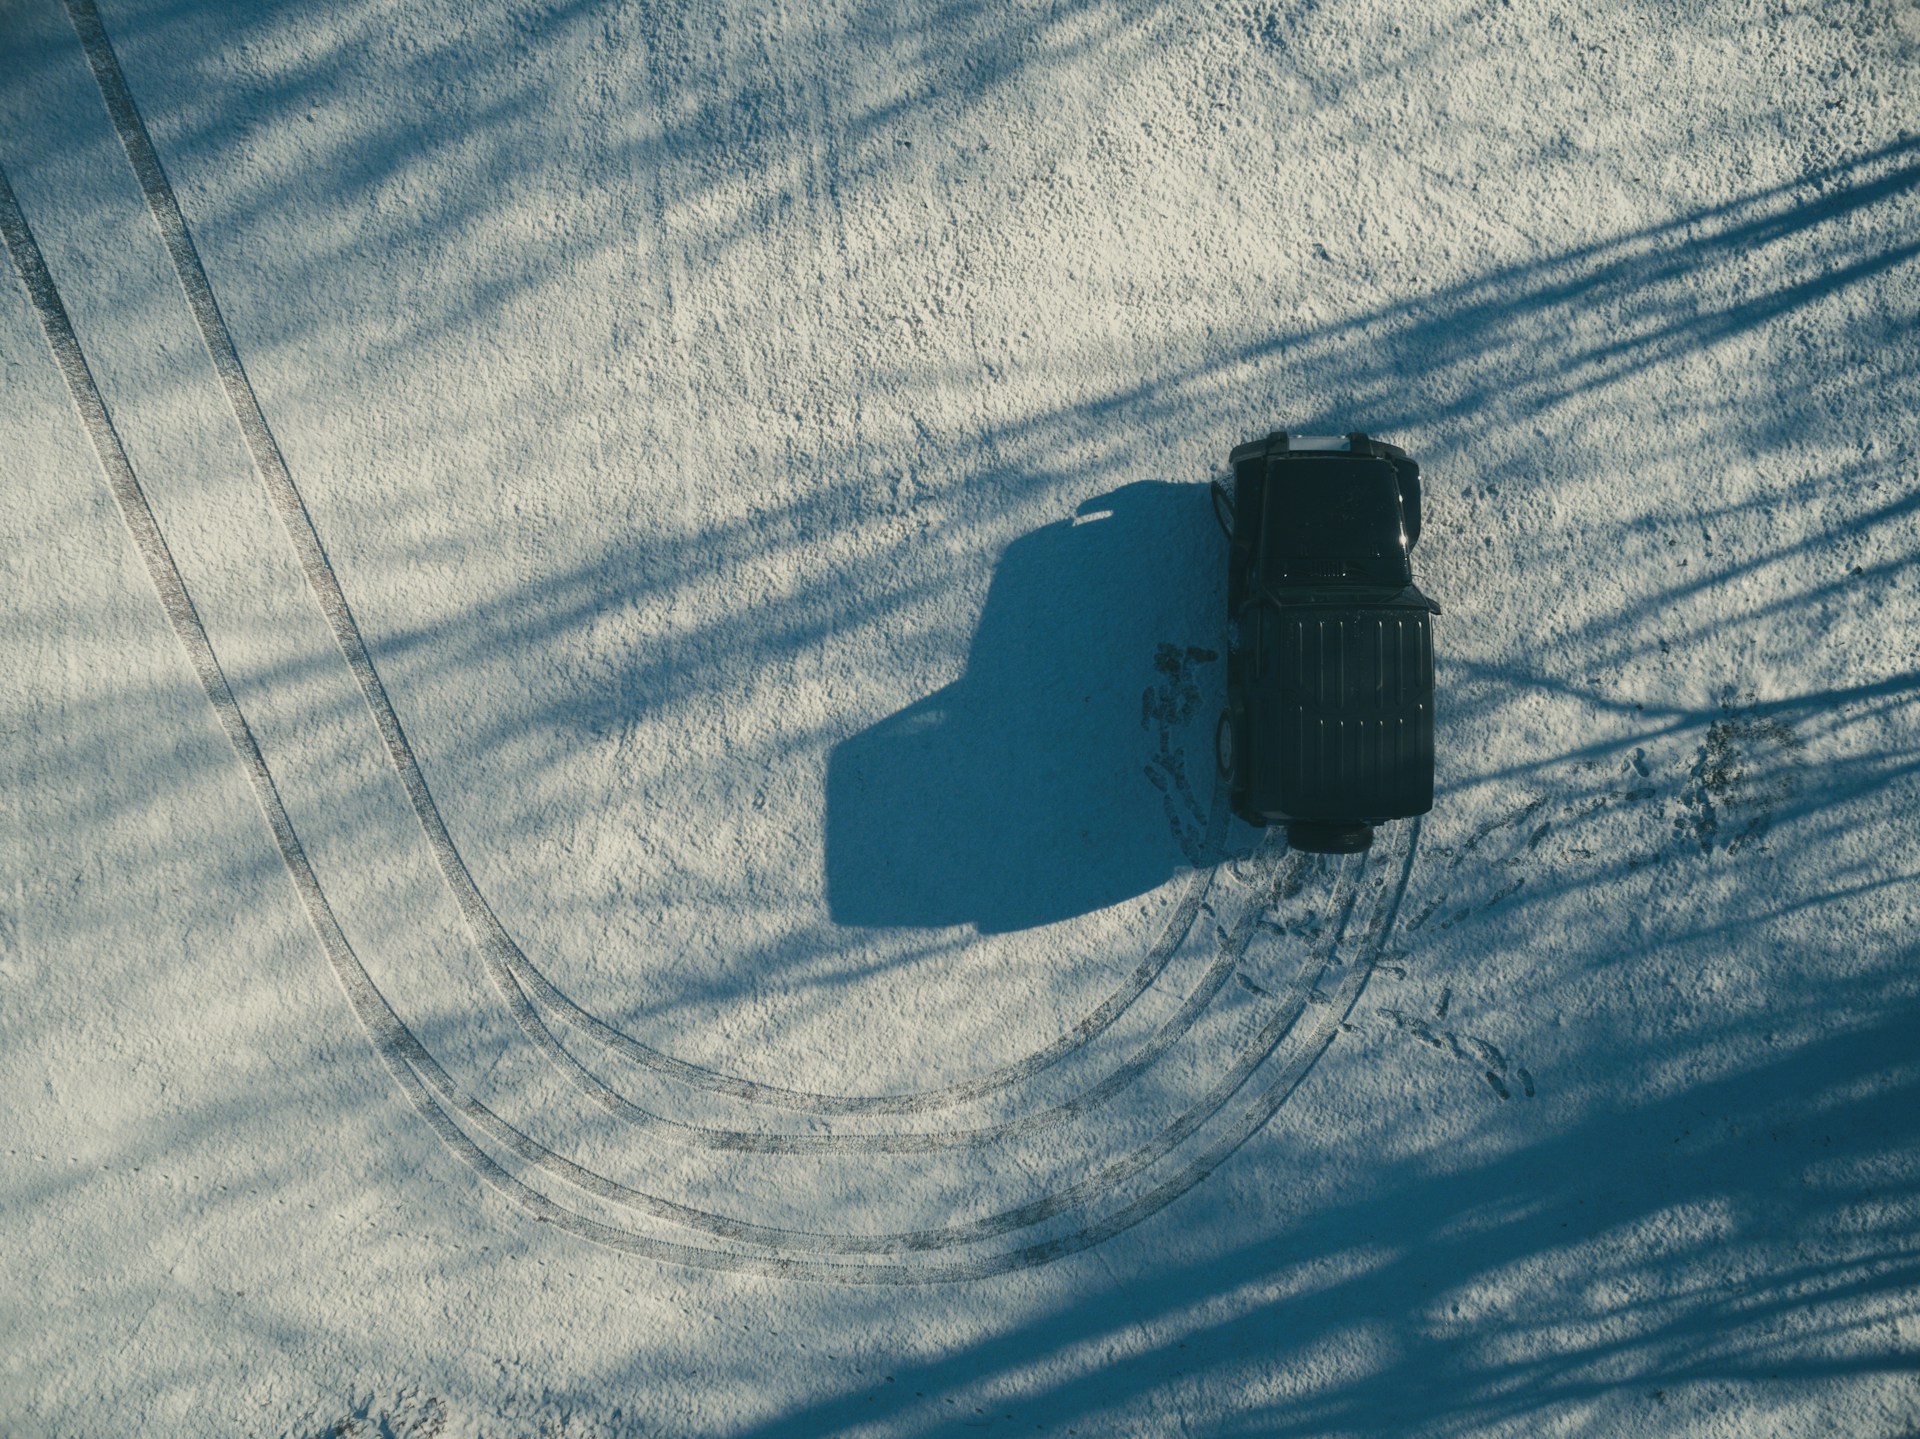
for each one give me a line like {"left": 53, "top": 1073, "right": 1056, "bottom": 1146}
{"left": 1214, "top": 432, "right": 1440, "bottom": 853}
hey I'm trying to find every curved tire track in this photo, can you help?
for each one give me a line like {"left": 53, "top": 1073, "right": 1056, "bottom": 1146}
{"left": 58, "top": 0, "right": 1247, "bottom": 1124}
{"left": 4, "top": 172, "right": 1413, "bottom": 1266}
{"left": 13, "top": 5, "right": 1427, "bottom": 1277}
{"left": 405, "top": 825, "right": 1413, "bottom": 1275}
{"left": 431, "top": 824, "right": 1419, "bottom": 1279}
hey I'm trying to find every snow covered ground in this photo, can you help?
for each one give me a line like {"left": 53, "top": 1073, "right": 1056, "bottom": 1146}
{"left": 3, "top": 0, "right": 1918, "bottom": 1433}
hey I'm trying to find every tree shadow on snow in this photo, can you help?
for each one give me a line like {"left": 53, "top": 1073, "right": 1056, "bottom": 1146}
{"left": 708, "top": 946, "right": 1920, "bottom": 1438}
{"left": 6, "top": 7, "right": 1920, "bottom": 1435}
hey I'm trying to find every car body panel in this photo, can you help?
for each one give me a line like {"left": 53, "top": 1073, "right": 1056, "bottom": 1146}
{"left": 1220, "top": 431, "right": 1439, "bottom": 850}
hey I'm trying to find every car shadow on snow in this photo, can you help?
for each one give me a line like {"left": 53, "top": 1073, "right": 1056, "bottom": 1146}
{"left": 825, "top": 479, "right": 1223, "bottom": 934}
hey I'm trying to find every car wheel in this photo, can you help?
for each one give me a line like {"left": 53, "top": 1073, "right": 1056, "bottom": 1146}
{"left": 1210, "top": 476, "right": 1236, "bottom": 540}
{"left": 1215, "top": 707, "right": 1235, "bottom": 779}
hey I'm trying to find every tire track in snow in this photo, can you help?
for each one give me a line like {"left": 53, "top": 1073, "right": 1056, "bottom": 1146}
{"left": 3, "top": 161, "right": 1343, "bottom": 1272}
{"left": 0, "top": 163, "right": 729, "bottom": 1270}
{"left": 5, "top": 161, "right": 1408, "bottom": 1262}
{"left": 59, "top": 0, "right": 1232, "bottom": 1125}
{"left": 0, "top": 185, "right": 1403, "bottom": 1269}
{"left": 26, "top": 6, "right": 1426, "bottom": 1275}
{"left": 514, "top": 841, "right": 1291, "bottom": 1156}
{"left": 406, "top": 815, "right": 1407, "bottom": 1284}
{"left": 410, "top": 824, "right": 1414, "bottom": 1276}
{"left": 390, "top": 843, "right": 1385, "bottom": 1262}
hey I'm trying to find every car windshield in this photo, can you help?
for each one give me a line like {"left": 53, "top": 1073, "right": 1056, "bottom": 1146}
{"left": 1262, "top": 462, "right": 1405, "bottom": 561}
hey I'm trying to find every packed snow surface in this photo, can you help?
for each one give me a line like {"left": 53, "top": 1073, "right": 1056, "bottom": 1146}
{"left": 3, "top": 0, "right": 1918, "bottom": 1433}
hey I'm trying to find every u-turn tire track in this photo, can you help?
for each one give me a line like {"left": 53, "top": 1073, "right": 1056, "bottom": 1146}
{"left": 16, "top": 4, "right": 1428, "bottom": 1276}
{"left": 0, "top": 180, "right": 1407, "bottom": 1273}
{"left": 413, "top": 843, "right": 1390, "bottom": 1259}
{"left": 0, "top": 163, "right": 1216, "bottom": 1275}
{"left": 62, "top": 0, "right": 1235, "bottom": 1123}
{"left": 503, "top": 839, "right": 1292, "bottom": 1156}
{"left": 434, "top": 825, "right": 1418, "bottom": 1279}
